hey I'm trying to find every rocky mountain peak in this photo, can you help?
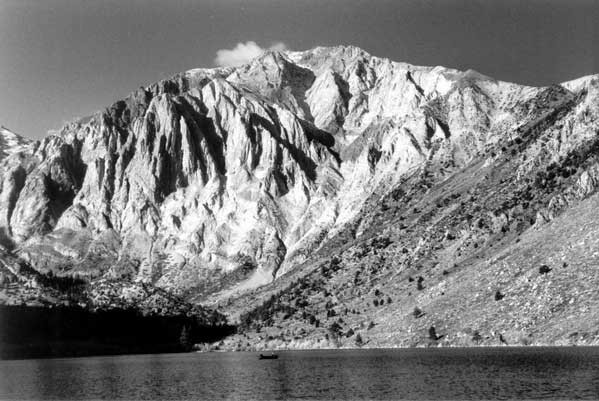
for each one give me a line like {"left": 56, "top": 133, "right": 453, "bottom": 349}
{"left": 1, "top": 46, "right": 599, "bottom": 347}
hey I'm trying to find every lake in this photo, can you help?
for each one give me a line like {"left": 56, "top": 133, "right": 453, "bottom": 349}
{"left": 1, "top": 347, "right": 599, "bottom": 400}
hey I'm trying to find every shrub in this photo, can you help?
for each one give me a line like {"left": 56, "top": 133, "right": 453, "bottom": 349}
{"left": 373, "top": 299, "right": 379, "bottom": 307}
{"left": 472, "top": 331, "right": 482, "bottom": 345}
{"left": 386, "top": 296, "right": 392, "bottom": 304}
{"left": 329, "top": 321, "right": 342, "bottom": 336}
{"left": 494, "top": 290, "right": 505, "bottom": 301}
{"left": 413, "top": 307, "right": 424, "bottom": 318}
{"left": 372, "top": 237, "right": 392, "bottom": 249}
{"left": 355, "top": 333, "right": 364, "bottom": 346}
{"left": 539, "top": 265, "right": 552, "bottom": 275}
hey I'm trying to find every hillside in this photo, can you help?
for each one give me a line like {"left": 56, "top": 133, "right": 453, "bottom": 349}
{"left": 1, "top": 46, "right": 598, "bottom": 348}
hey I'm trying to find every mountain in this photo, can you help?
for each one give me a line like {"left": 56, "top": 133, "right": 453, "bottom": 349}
{"left": 1, "top": 46, "right": 599, "bottom": 347}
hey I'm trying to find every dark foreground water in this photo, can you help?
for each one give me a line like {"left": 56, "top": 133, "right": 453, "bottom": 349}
{"left": 1, "top": 347, "right": 599, "bottom": 400}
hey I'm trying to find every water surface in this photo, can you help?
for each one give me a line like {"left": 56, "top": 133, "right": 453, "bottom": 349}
{"left": 1, "top": 347, "right": 599, "bottom": 400}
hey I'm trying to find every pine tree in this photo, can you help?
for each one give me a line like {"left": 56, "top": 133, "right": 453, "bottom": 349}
{"left": 355, "top": 333, "right": 364, "bottom": 347}
{"left": 179, "top": 325, "right": 192, "bottom": 351}
{"left": 429, "top": 326, "right": 439, "bottom": 340}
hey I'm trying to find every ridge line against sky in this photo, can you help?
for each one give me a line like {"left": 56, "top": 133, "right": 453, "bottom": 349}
{"left": 0, "top": 0, "right": 597, "bottom": 140}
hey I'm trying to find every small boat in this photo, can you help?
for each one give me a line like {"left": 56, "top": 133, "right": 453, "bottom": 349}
{"left": 259, "top": 353, "right": 279, "bottom": 360}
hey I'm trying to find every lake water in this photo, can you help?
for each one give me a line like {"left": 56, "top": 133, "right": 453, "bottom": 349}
{"left": 1, "top": 347, "right": 599, "bottom": 400}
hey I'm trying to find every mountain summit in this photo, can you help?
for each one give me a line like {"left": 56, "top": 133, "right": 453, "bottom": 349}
{"left": 1, "top": 46, "right": 599, "bottom": 347}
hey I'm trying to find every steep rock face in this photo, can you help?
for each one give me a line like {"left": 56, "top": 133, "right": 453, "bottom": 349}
{"left": 1, "top": 64, "right": 342, "bottom": 297}
{"left": 0, "top": 126, "right": 30, "bottom": 161}
{"left": 1, "top": 46, "right": 598, "bottom": 316}
{"left": 221, "top": 73, "right": 599, "bottom": 349}
{"left": 0, "top": 126, "right": 32, "bottom": 247}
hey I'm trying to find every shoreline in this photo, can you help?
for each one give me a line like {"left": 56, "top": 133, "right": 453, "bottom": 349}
{"left": 3, "top": 343, "right": 596, "bottom": 362}
{"left": 198, "top": 344, "right": 591, "bottom": 352}
{"left": 200, "top": 339, "right": 598, "bottom": 353}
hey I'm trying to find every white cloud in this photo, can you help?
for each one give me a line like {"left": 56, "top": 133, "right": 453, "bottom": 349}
{"left": 214, "top": 41, "right": 288, "bottom": 67}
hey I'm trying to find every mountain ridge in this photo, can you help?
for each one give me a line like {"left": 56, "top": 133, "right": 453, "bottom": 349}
{"left": 1, "top": 45, "right": 599, "bottom": 348}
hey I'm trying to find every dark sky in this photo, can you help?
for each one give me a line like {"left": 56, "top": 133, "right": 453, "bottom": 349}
{"left": 1, "top": 0, "right": 597, "bottom": 139}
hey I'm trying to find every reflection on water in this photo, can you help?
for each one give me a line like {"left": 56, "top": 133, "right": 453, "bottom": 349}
{"left": 2, "top": 347, "right": 599, "bottom": 400}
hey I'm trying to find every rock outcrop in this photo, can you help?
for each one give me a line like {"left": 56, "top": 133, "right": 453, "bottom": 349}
{"left": 0, "top": 126, "right": 30, "bottom": 161}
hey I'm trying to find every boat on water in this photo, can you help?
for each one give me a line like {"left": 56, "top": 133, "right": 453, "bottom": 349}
{"left": 259, "top": 353, "right": 279, "bottom": 360}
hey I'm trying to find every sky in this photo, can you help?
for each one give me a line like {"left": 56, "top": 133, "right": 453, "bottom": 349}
{"left": 0, "top": 0, "right": 597, "bottom": 140}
